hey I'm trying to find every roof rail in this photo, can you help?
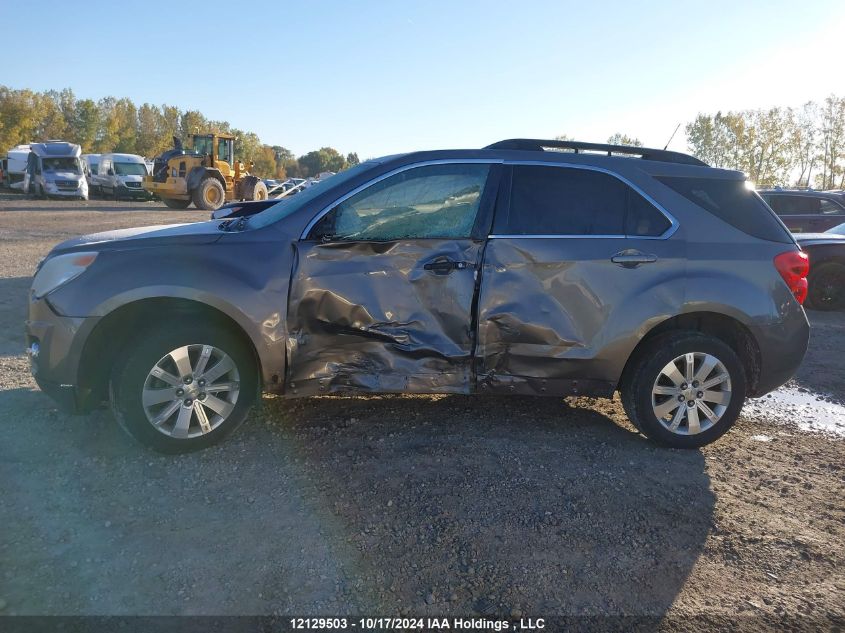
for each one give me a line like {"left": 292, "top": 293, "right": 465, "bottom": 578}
{"left": 483, "top": 138, "right": 708, "bottom": 167}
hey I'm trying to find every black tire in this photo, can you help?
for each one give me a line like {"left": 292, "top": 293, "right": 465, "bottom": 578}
{"left": 805, "top": 261, "right": 845, "bottom": 311}
{"left": 240, "top": 176, "right": 268, "bottom": 202}
{"left": 162, "top": 197, "right": 191, "bottom": 209}
{"left": 192, "top": 177, "right": 226, "bottom": 211}
{"left": 109, "top": 323, "right": 257, "bottom": 453}
{"left": 620, "top": 331, "right": 746, "bottom": 449}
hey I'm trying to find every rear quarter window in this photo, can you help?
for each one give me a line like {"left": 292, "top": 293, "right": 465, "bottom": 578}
{"left": 657, "top": 176, "right": 792, "bottom": 243}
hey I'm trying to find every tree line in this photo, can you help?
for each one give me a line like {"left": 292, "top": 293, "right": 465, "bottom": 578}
{"left": 685, "top": 95, "right": 845, "bottom": 189}
{"left": 0, "top": 86, "right": 359, "bottom": 179}
{"left": 4, "top": 85, "right": 843, "bottom": 188}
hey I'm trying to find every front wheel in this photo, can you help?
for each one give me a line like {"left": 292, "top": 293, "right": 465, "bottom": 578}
{"left": 620, "top": 332, "right": 746, "bottom": 448}
{"left": 192, "top": 177, "right": 226, "bottom": 210}
{"left": 109, "top": 323, "right": 257, "bottom": 453}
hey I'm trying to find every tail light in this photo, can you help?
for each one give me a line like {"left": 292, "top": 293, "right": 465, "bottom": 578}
{"left": 774, "top": 250, "right": 810, "bottom": 304}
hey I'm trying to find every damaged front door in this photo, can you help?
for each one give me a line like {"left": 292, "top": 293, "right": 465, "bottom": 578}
{"left": 286, "top": 162, "right": 499, "bottom": 396}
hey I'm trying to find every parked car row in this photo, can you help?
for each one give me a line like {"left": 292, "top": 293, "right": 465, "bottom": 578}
{"left": 1, "top": 142, "right": 156, "bottom": 201}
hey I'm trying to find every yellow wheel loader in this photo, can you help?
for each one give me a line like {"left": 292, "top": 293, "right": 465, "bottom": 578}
{"left": 142, "top": 134, "right": 268, "bottom": 210}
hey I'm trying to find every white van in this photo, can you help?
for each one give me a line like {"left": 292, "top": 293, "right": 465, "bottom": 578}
{"left": 23, "top": 141, "right": 88, "bottom": 200}
{"left": 98, "top": 153, "right": 150, "bottom": 200}
{"left": 81, "top": 154, "right": 102, "bottom": 195}
{"left": 4, "top": 144, "right": 32, "bottom": 190}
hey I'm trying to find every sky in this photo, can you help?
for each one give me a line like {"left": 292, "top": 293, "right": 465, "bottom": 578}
{"left": 2, "top": 0, "right": 844, "bottom": 158}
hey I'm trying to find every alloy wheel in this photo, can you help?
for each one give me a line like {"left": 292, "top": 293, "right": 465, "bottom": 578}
{"left": 651, "top": 352, "right": 732, "bottom": 435}
{"left": 141, "top": 344, "right": 240, "bottom": 438}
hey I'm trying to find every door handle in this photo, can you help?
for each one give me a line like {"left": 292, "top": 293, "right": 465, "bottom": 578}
{"left": 423, "top": 258, "right": 470, "bottom": 275}
{"left": 611, "top": 249, "right": 658, "bottom": 268}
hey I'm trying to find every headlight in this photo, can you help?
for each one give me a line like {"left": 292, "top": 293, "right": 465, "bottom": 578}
{"left": 31, "top": 252, "right": 98, "bottom": 299}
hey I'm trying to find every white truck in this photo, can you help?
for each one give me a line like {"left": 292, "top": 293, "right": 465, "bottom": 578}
{"left": 23, "top": 141, "right": 88, "bottom": 200}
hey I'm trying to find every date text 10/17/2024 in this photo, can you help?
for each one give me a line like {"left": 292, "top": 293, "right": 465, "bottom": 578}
{"left": 290, "top": 617, "right": 547, "bottom": 630}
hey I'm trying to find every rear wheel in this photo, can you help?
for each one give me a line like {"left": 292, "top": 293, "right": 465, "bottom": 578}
{"left": 109, "top": 323, "right": 257, "bottom": 453}
{"left": 162, "top": 197, "right": 191, "bottom": 209}
{"left": 621, "top": 332, "right": 746, "bottom": 448}
{"left": 805, "top": 261, "right": 845, "bottom": 311}
{"left": 192, "top": 177, "right": 226, "bottom": 210}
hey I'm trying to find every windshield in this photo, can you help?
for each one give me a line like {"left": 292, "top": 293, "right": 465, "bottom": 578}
{"left": 114, "top": 162, "right": 148, "bottom": 176}
{"left": 827, "top": 222, "right": 845, "bottom": 236}
{"left": 43, "top": 157, "right": 81, "bottom": 173}
{"left": 193, "top": 136, "right": 213, "bottom": 155}
{"left": 248, "top": 161, "right": 379, "bottom": 229}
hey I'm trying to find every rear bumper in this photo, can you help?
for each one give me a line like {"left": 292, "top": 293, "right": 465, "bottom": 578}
{"left": 752, "top": 303, "right": 810, "bottom": 396}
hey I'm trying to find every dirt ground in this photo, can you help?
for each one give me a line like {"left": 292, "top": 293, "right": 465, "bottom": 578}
{"left": 0, "top": 196, "right": 843, "bottom": 629}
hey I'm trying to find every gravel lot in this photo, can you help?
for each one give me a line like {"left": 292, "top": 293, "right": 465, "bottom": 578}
{"left": 1, "top": 196, "right": 843, "bottom": 628}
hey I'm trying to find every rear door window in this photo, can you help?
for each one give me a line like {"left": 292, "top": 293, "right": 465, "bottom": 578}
{"left": 658, "top": 176, "right": 791, "bottom": 243}
{"left": 626, "top": 189, "right": 672, "bottom": 237}
{"left": 501, "top": 165, "right": 670, "bottom": 237}
{"left": 504, "top": 166, "right": 626, "bottom": 235}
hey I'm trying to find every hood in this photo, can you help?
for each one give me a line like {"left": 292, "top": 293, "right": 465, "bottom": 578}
{"left": 45, "top": 170, "right": 83, "bottom": 180}
{"left": 50, "top": 221, "right": 224, "bottom": 255}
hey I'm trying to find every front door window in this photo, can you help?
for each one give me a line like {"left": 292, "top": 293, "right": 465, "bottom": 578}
{"left": 310, "top": 163, "right": 491, "bottom": 241}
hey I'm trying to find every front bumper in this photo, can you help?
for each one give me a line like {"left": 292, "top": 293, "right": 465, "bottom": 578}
{"left": 45, "top": 187, "right": 87, "bottom": 198}
{"left": 117, "top": 183, "right": 151, "bottom": 198}
{"left": 26, "top": 295, "right": 100, "bottom": 414}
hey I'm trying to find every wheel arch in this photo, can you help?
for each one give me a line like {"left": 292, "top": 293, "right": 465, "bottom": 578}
{"left": 187, "top": 166, "right": 226, "bottom": 191}
{"left": 618, "top": 311, "right": 762, "bottom": 396}
{"left": 78, "top": 297, "right": 263, "bottom": 404}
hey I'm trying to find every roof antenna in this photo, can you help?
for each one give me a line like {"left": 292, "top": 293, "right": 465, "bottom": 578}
{"left": 663, "top": 123, "right": 681, "bottom": 151}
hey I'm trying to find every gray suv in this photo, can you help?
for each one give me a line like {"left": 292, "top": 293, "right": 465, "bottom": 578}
{"left": 26, "top": 139, "right": 811, "bottom": 453}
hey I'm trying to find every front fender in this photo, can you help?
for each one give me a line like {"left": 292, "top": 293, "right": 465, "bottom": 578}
{"left": 46, "top": 239, "right": 292, "bottom": 389}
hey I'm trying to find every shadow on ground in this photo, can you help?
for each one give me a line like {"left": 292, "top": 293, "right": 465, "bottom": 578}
{"left": 0, "top": 383, "right": 714, "bottom": 618}
{"left": 0, "top": 277, "right": 31, "bottom": 355}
